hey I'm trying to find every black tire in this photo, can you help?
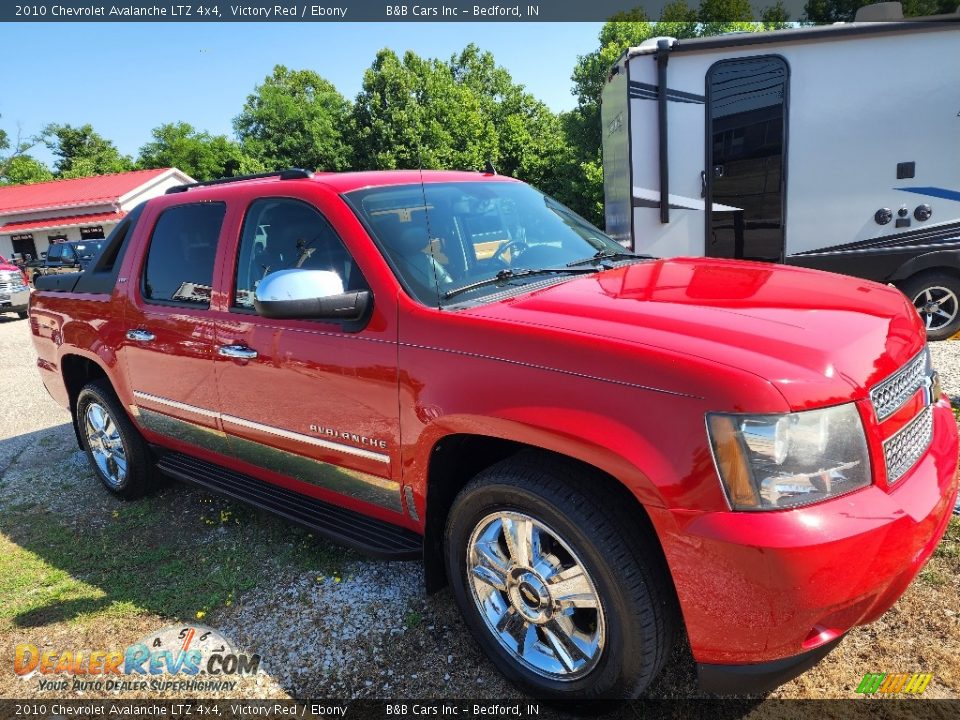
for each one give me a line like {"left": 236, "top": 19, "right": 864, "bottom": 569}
{"left": 16, "top": 311, "right": 27, "bottom": 320}
{"left": 444, "top": 452, "right": 677, "bottom": 700}
{"left": 76, "top": 379, "right": 155, "bottom": 499}
{"left": 899, "top": 271, "right": 960, "bottom": 341}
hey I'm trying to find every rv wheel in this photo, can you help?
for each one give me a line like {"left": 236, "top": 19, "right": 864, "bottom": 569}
{"left": 901, "top": 272, "right": 960, "bottom": 341}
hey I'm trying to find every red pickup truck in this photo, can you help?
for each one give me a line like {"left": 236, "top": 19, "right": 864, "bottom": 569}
{"left": 29, "top": 169, "right": 958, "bottom": 699}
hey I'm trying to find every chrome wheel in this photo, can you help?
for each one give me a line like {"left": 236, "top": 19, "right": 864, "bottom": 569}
{"left": 84, "top": 402, "right": 127, "bottom": 488}
{"left": 913, "top": 286, "right": 959, "bottom": 332}
{"left": 467, "top": 511, "right": 605, "bottom": 680}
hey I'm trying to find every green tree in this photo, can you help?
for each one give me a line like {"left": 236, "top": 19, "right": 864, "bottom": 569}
{"left": 0, "top": 118, "right": 46, "bottom": 183}
{"left": 803, "top": 0, "right": 948, "bottom": 20}
{"left": 448, "top": 45, "right": 571, "bottom": 197}
{"left": 234, "top": 65, "right": 351, "bottom": 172}
{"left": 1, "top": 155, "right": 53, "bottom": 185}
{"left": 137, "top": 122, "right": 258, "bottom": 180}
{"left": 351, "top": 48, "right": 497, "bottom": 172}
{"left": 43, "top": 123, "right": 133, "bottom": 178}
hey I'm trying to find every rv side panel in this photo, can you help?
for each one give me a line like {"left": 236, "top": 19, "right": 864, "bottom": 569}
{"left": 625, "top": 49, "right": 707, "bottom": 258}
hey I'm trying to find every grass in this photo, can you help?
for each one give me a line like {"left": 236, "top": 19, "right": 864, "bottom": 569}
{"left": 0, "top": 480, "right": 353, "bottom": 631}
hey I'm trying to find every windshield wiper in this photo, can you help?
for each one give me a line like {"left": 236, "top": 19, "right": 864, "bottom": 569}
{"left": 566, "top": 249, "right": 650, "bottom": 267}
{"left": 444, "top": 267, "right": 597, "bottom": 300}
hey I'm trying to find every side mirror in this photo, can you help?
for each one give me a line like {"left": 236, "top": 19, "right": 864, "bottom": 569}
{"left": 254, "top": 269, "right": 371, "bottom": 322}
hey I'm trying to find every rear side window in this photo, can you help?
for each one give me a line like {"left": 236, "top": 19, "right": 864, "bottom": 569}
{"left": 142, "top": 203, "right": 226, "bottom": 307}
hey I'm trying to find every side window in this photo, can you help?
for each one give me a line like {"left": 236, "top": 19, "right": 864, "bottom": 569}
{"left": 233, "top": 198, "right": 367, "bottom": 310}
{"left": 47, "top": 244, "right": 62, "bottom": 261}
{"left": 142, "top": 202, "right": 226, "bottom": 307}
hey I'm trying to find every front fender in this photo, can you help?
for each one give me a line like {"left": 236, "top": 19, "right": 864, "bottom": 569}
{"left": 410, "top": 412, "right": 673, "bottom": 510}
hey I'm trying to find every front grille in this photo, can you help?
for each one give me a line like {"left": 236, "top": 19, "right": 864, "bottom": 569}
{"left": 870, "top": 349, "right": 928, "bottom": 421}
{"left": 884, "top": 405, "right": 934, "bottom": 484}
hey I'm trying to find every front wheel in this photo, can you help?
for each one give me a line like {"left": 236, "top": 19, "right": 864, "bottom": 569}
{"left": 445, "top": 454, "right": 676, "bottom": 700}
{"left": 900, "top": 272, "right": 960, "bottom": 341}
{"left": 16, "top": 311, "right": 27, "bottom": 319}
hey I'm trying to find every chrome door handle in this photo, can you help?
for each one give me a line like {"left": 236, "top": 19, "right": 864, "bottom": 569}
{"left": 126, "top": 329, "right": 156, "bottom": 342}
{"left": 218, "top": 345, "right": 258, "bottom": 360}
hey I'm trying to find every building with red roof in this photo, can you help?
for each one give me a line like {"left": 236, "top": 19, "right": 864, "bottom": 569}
{"left": 0, "top": 168, "right": 194, "bottom": 261}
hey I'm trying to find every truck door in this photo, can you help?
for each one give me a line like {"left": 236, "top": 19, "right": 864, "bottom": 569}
{"left": 212, "top": 192, "right": 403, "bottom": 519}
{"left": 705, "top": 56, "right": 788, "bottom": 262}
{"left": 121, "top": 201, "right": 227, "bottom": 445}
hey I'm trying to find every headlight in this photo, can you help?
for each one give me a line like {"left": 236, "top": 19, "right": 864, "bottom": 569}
{"left": 707, "top": 403, "right": 871, "bottom": 510}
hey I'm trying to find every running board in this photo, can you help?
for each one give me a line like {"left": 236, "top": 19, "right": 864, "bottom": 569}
{"left": 156, "top": 452, "right": 422, "bottom": 559}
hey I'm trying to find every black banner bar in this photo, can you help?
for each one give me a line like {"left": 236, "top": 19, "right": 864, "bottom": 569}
{"left": 2, "top": 0, "right": 813, "bottom": 23}
{"left": 1, "top": 700, "right": 959, "bottom": 719}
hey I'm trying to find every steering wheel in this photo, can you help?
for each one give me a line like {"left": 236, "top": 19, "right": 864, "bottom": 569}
{"left": 493, "top": 240, "right": 528, "bottom": 264}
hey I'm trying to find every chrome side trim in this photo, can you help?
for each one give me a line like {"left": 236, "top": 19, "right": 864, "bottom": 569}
{"left": 133, "top": 391, "right": 219, "bottom": 419}
{"left": 403, "top": 485, "right": 420, "bottom": 522}
{"left": 221, "top": 414, "right": 389, "bottom": 464}
{"left": 131, "top": 390, "right": 390, "bottom": 464}
{"left": 138, "top": 408, "right": 401, "bottom": 511}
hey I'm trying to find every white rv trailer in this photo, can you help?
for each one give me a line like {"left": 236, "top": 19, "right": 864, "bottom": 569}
{"left": 601, "top": 7, "right": 960, "bottom": 338}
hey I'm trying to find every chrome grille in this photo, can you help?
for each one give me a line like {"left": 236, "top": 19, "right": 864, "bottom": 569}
{"left": 870, "top": 349, "right": 929, "bottom": 421}
{"left": 884, "top": 405, "right": 934, "bottom": 484}
{"left": 0, "top": 270, "right": 26, "bottom": 293}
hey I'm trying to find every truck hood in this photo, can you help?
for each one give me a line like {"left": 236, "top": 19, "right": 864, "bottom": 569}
{"left": 466, "top": 258, "right": 925, "bottom": 409}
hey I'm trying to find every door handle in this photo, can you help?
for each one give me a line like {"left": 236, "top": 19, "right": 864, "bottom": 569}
{"left": 126, "top": 329, "right": 156, "bottom": 342}
{"left": 218, "top": 345, "right": 258, "bottom": 360}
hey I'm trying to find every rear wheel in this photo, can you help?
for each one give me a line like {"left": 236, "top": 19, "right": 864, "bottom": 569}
{"left": 444, "top": 454, "right": 676, "bottom": 700}
{"left": 901, "top": 272, "right": 960, "bottom": 341}
{"left": 76, "top": 379, "right": 155, "bottom": 499}
{"left": 16, "top": 311, "right": 27, "bottom": 319}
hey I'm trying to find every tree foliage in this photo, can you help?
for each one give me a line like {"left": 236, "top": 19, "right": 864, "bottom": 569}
{"left": 137, "top": 122, "right": 257, "bottom": 180}
{"left": 234, "top": 65, "right": 351, "bottom": 172}
{"left": 0, "top": 117, "right": 49, "bottom": 184}
{"left": 43, "top": 123, "right": 134, "bottom": 178}
{"left": 351, "top": 48, "right": 498, "bottom": 172}
{"left": 2, "top": 155, "right": 53, "bottom": 185}
{"left": 803, "top": 0, "right": 951, "bottom": 21}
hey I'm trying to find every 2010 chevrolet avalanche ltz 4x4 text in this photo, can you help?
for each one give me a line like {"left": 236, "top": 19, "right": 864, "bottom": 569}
{"left": 29, "top": 169, "right": 959, "bottom": 699}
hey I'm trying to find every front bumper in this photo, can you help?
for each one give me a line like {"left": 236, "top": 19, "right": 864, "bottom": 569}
{"left": 0, "top": 287, "right": 29, "bottom": 312}
{"left": 649, "top": 400, "right": 958, "bottom": 685}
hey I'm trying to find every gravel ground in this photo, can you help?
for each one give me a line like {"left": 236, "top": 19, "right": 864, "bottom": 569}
{"left": 0, "top": 314, "right": 957, "bottom": 702}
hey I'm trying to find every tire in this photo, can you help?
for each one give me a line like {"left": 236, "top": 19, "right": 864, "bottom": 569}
{"left": 76, "top": 379, "right": 155, "bottom": 499}
{"left": 900, "top": 272, "right": 960, "bottom": 341}
{"left": 16, "top": 311, "right": 27, "bottom": 320}
{"left": 444, "top": 452, "right": 676, "bottom": 700}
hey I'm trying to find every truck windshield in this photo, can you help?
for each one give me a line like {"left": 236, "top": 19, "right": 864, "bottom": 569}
{"left": 345, "top": 181, "right": 634, "bottom": 306}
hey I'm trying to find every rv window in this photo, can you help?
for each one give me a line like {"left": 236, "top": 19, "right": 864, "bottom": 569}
{"left": 705, "top": 56, "right": 788, "bottom": 263}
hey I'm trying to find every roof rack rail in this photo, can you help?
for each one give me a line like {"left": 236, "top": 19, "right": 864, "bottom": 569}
{"left": 165, "top": 168, "right": 314, "bottom": 194}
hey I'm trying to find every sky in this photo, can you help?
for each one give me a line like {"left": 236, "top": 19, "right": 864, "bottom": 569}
{"left": 0, "top": 22, "right": 603, "bottom": 165}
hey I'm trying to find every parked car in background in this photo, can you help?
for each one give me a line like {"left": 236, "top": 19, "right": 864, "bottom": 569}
{"left": 28, "top": 169, "right": 959, "bottom": 699}
{"left": 0, "top": 254, "right": 29, "bottom": 319}
{"left": 28, "top": 240, "right": 105, "bottom": 285}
